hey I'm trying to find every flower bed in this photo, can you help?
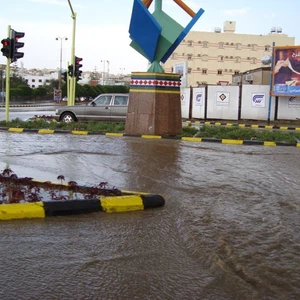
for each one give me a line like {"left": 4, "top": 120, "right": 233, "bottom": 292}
{"left": 0, "top": 168, "right": 121, "bottom": 204}
{"left": 0, "top": 169, "right": 165, "bottom": 220}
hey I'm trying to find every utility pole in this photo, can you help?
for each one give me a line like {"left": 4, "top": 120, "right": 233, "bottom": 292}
{"left": 56, "top": 37, "right": 68, "bottom": 91}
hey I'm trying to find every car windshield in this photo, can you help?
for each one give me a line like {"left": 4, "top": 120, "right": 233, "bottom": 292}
{"left": 93, "top": 95, "right": 112, "bottom": 105}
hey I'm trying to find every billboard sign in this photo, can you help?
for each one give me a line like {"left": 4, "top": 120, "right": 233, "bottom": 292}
{"left": 273, "top": 46, "right": 300, "bottom": 97}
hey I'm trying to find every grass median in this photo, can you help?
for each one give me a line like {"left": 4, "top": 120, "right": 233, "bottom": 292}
{"left": 1, "top": 118, "right": 300, "bottom": 143}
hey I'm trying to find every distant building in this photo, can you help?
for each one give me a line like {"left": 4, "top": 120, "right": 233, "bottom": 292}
{"left": 232, "top": 67, "right": 271, "bottom": 85}
{"left": 163, "top": 21, "right": 295, "bottom": 86}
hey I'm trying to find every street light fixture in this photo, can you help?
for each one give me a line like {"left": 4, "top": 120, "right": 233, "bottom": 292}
{"left": 56, "top": 36, "right": 68, "bottom": 90}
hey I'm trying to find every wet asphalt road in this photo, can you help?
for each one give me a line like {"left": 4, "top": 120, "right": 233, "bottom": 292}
{"left": 0, "top": 131, "right": 300, "bottom": 299}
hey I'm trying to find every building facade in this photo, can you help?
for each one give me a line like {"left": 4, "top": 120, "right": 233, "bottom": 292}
{"left": 163, "top": 21, "right": 295, "bottom": 86}
{"left": 232, "top": 67, "right": 271, "bottom": 85}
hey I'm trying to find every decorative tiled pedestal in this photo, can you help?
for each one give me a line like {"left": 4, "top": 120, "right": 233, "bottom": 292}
{"left": 125, "top": 72, "right": 182, "bottom": 136}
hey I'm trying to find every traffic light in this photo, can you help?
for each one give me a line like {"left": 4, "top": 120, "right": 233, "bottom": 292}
{"left": 11, "top": 29, "right": 25, "bottom": 62}
{"left": 62, "top": 71, "right": 67, "bottom": 82}
{"left": 68, "top": 64, "right": 74, "bottom": 77}
{"left": 1, "top": 38, "right": 11, "bottom": 58}
{"left": 75, "top": 56, "right": 82, "bottom": 82}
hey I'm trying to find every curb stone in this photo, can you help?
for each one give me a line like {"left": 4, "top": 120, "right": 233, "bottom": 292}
{"left": 0, "top": 127, "right": 299, "bottom": 147}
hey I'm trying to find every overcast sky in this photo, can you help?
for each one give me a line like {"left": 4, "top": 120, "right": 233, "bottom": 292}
{"left": 0, "top": 0, "right": 299, "bottom": 75}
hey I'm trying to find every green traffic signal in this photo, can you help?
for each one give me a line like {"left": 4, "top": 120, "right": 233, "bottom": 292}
{"left": 68, "top": 64, "right": 74, "bottom": 77}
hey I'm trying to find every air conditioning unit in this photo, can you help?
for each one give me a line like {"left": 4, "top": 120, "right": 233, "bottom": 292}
{"left": 244, "top": 74, "right": 253, "bottom": 81}
{"left": 233, "top": 76, "right": 241, "bottom": 83}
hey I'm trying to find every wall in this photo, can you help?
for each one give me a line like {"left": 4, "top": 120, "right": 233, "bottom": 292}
{"left": 206, "top": 85, "right": 239, "bottom": 120}
{"left": 277, "top": 97, "right": 300, "bottom": 120}
{"left": 241, "top": 85, "right": 275, "bottom": 120}
{"left": 181, "top": 84, "right": 299, "bottom": 121}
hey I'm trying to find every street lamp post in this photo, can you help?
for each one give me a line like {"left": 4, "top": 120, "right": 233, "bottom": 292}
{"left": 101, "top": 60, "right": 109, "bottom": 85}
{"left": 56, "top": 37, "right": 68, "bottom": 90}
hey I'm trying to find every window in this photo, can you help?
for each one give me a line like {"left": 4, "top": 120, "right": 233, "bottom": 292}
{"left": 187, "top": 68, "right": 192, "bottom": 74}
{"left": 32, "top": 79, "right": 35, "bottom": 82}
{"left": 235, "top": 56, "right": 241, "bottom": 63}
{"left": 265, "top": 45, "right": 271, "bottom": 51}
{"left": 218, "top": 56, "right": 224, "bottom": 62}
{"left": 38, "top": 79, "right": 42, "bottom": 82}
{"left": 197, "top": 54, "right": 201, "bottom": 57}
{"left": 234, "top": 71, "right": 239, "bottom": 75}
{"left": 202, "top": 55, "right": 208, "bottom": 61}
{"left": 46, "top": 79, "right": 50, "bottom": 83}
{"left": 171, "top": 53, "right": 177, "bottom": 59}
{"left": 202, "top": 41, "right": 208, "bottom": 48}
{"left": 202, "top": 69, "right": 207, "bottom": 74}
{"left": 187, "top": 40, "right": 193, "bottom": 47}
{"left": 251, "top": 44, "right": 257, "bottom": 51}
{"left": 217, "top": 70, "right": 222, "bottom": 75}
{"left": 251, "top": 57, "right": 256, "bottom": 64}
{"left": 236, "top": 43, "right": 241, "bottom": 50}
{"left": 197, "top": 67, "right": 200, "bottom": 71}
{"left": 114, "top": 95, "right": 128, "bottom": 106}
{"left": 219, "top": 42, "right": 224, "bottom": 49}
{"left": 32, "top": 85, "right": 35, "bottom": 88}
{"left": 94, "top": 95, "right": 112, "bottom": 105}
{"left": 187, "top": 54, "right": 192, "bottom": 60}
{"left": 182, "top": 53, "right": 185, "bottom": 56}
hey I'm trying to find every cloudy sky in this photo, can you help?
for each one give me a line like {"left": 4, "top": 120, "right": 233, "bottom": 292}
{"left": 0, "top": 0, "right": 299, "bottom": 75}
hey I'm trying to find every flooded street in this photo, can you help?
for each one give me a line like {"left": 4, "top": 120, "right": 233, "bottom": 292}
{"left": 0, "top": 132, "right": 300, "bottom": 299}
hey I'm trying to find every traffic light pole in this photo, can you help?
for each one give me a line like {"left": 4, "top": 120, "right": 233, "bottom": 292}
{"left": 68, "top": 0, "right": 76, "bottom": 106}
{"left": 5, "top": 25, "right": 11, "bottom": 122}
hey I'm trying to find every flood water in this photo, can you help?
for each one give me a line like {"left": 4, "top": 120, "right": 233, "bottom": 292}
{"left": 0, "top": 132, "right": 300, "bottom": 300}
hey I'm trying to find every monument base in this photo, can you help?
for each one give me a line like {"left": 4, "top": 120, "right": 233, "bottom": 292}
{"left": 125, "top": 72, "right": 182, "bottom": 136}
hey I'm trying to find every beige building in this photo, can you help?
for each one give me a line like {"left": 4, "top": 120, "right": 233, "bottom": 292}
{"left": 163, "top": 21, "right": 295, "bottom": 86}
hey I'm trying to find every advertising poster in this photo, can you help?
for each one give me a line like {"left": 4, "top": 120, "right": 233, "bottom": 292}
{"left": 216, "top": 92, "right": 229, "bottom": 106}
{"left": 194, "top": 92, "right": 203, "bottom": 106}
{"left": 174, "top": 62, "right": 187, "bottom": 88}
{"left": 273, "top": 46, "right": 300, "bottom": 97}
{"left": 251, "top": 93, "right": 266, "bottom": 108}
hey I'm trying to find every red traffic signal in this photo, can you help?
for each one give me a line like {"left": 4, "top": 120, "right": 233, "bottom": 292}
{"left": 1, "top": 38, "right": 11, "bottom": 58}
{"left": 11, "top": 29, "right": 25, "bottom": 62}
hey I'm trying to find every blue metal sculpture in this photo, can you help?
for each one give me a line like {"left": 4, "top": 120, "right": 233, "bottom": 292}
{"left": 129, "top": 0, "right": 205, "bottom": 72}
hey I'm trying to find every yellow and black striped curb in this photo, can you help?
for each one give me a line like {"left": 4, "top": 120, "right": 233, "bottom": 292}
{"left": 0, "top": 127, "right": 299, "bottom": 147}
{"left": 186, "top": 120, "right": 300, "bottom": 131}
{"left": 0, "top": 193, "right": 165, "bottom": 221}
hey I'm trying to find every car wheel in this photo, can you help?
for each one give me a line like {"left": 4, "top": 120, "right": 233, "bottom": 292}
{"left": 61, "top": 112, "right": 76, "bottom": 123}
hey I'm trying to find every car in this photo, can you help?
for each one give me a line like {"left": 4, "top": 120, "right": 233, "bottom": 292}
{"left": 55, "top": 93, "right": 129, "bottom": 123}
